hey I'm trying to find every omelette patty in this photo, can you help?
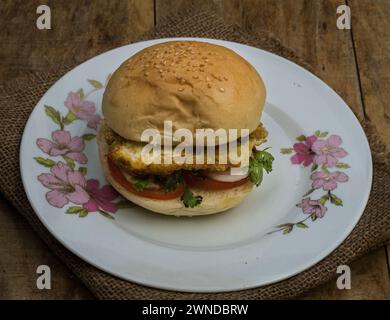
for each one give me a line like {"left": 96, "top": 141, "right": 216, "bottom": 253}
{"left": 102, "top": 123, "right": 268, "bottom": 175}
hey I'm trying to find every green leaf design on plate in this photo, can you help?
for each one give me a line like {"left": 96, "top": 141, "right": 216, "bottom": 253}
{"left": 82, "top": 133, "right": 96, "bottom": 141}
{"left": 311, "top": 213, "right": 317, "bottom": 221}
{"left": 296, "top": 222, "right": 308, "bottom": 228}
{"left": 336, "top": 163, "right": 351, "bottom": 169}
{"left": 63, "top": 111, "right": 78, "bottom": 125}
{"left": 311, "top": 163, "right": 319, "bottom": 172}
{"left": 283, "top": 225, "right": 293, "bottom": 234}
{"left": 303, "top": 188, "right": 315, "bottom": 197}
{"left": 88, "top": 79, "right": 103, "bottom": 89}
{"left": 79, "top": 167, "right": 87, "bottom": 176}
{"left": 319, "top": 131, "right": 329, "bottom": 137}
{"left": 280, "top": 147, "right": 293, "bottom": 154}
{"left": 77, "top": 88, "right": 85, "bottom": 100}
{"left": 66, "top": 206, "right": 83, "bottom": 214}
{"left": 276, "top": 223, "right": 294, "bottom": 229}
{"left": 44, "top": 105, "right": 62, "bottom": 126}
{"left": 319, "top": 194, "right": 329, "bottom": 204}
{"left": 295, "top": 135, "right": 306, "bottom": 142}
{"left": 315, "top": 130, "right": 328, "bottom": 138}
{"left": 321, "top": 165, "right": 330, "bottom": 173}
{"left": 99, "top": 210, "right": 115, "bottom": 220}
{"left": 63, "top": 155, "right": 75, "bottom": 169}
{"left": 330, "top": 193, "right": 343, "bottom": 206}
{"left": 78, "top": 209, "right": 89, "bottom": 217}
{"left": 34, "top": 157, "right": 56, "bottom": 167}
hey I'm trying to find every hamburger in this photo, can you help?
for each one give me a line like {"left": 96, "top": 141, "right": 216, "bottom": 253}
{"left": 98, "top": 41, "right": 274, "bottom": 216}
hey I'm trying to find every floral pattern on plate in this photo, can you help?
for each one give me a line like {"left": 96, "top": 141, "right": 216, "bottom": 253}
{"left": 33, "top": 77, "right": 129, "bottom": 219}
{"left": 272, "top": 131, "right": 350, "bottom": 234}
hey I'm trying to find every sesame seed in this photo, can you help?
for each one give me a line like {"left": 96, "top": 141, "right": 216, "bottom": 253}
{"left": 219, "top": 87, "right": 225, "bottom": 92}
{"left": 193, "top": 75, "right": 199, "bottom": 79}
{"left": 178, "top": 87, "right": 184, "bottom": 91}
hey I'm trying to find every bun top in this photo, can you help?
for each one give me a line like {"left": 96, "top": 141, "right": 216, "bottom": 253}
{"left": 102, "top": 41, "right": 266, "bottom": 144}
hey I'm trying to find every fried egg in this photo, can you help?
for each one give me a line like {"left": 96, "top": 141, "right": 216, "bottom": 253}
{"left": 103, "top": 123, "right": 268, "bottom": 175}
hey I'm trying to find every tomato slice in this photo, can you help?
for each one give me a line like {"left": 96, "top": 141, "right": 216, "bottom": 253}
{"left": 107, "top": 158, "right": 184, "bottom": 200}
{"left": 183, "top": 172, "right": 249, "bottom": 190}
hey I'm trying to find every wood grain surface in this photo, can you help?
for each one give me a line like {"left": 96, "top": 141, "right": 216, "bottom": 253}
{"left": 0, "top": 0, "right": 389, "bottom": 299}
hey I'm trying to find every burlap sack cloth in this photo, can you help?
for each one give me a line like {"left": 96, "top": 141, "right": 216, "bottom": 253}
{"left": 0, "top": 9, "right": 389, "bottom": 300}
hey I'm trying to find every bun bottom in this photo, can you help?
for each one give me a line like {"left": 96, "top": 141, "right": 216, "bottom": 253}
{"left": 97, "top": 126, "right": 253, "bottom": 217}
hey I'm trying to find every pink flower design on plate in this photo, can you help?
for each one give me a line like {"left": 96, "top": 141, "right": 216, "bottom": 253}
{"left": 36, "top": 130, "right": 87, "bottom": 164}
{"left": 38, "top": 162, "right": 90, "bottom": 208}
{"left": 311, "top": 171, "right": 349, "bottom": 191}
{"left": 297, "top": 198, "right": 327, "bottom": 218}
{"left": 65, "top": 92, "right": 101, "bottom": 129}
{"left": 312, "top": 135, "right": 347, "bottom": 167}
{"left": 290, "top": 135, "right": 317, "bottom": 166}
{"left": 83, "top": 179, "right": 119, "bottom": 213}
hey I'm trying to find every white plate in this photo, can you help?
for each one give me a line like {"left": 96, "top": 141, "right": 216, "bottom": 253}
{"left": 20, "top": 38, "right": 372, "bottom": 292}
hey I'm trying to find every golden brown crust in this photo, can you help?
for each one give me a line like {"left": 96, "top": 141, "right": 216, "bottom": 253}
{"left": 102, "top": 41, "right": 266, "bottom": 144}
{"left": 102, "top": 122, "right": 268, "bottom": 175}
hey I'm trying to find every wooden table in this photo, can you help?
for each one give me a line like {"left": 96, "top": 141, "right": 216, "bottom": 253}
{"left": 0, "top": 0, "right": 389, "bottom": 299}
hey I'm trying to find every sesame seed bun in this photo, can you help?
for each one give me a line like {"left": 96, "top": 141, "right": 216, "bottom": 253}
{"left": 102, "top": 41, "right": 266, "bottom": 145}
{"left": 97, "top": 126, "right": 253, "bottom": 216}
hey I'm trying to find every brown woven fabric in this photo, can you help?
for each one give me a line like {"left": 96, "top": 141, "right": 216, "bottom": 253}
{"left": 0, "top": 9, "right": 389, "bottom": 300}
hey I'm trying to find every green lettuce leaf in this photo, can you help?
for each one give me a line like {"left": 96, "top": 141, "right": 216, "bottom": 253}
{"left": 249, "top": 148, "right": 274, "bottom": 187}
{"left": 131, "top": 176, "right": 150, "bottom": 192}
{"left": 155, "top": 172, "right": 184, "bottom": 192}
{"left": 181, "top": 187, "right": 202, "bottom": 208}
